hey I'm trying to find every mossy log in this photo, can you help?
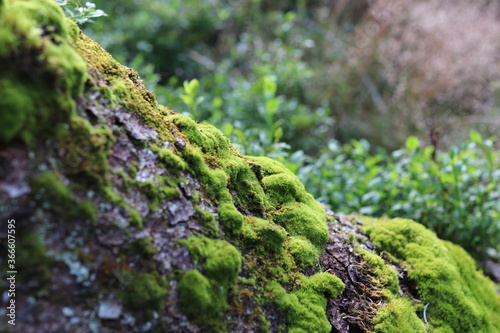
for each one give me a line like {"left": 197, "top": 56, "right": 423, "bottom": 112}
{"left": 0, "top": 1, "right": 499, "bottom": 332}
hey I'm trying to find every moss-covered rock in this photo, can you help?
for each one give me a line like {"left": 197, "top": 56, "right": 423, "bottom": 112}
{"left": 361, "top": 216, "right": 500, "bottom": 333}
{"left": 0, "top": 1, "right": 499, "bottom": 332}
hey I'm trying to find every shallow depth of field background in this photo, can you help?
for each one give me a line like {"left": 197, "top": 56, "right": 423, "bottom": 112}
{"left": 81, "top": 0, "right": 500, "bottom": 260}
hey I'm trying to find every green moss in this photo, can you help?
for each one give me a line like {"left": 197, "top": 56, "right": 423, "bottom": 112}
{"left": 121, "top": 272, "right": 167, "bottom": 313}
{"left": 177, "top": 237, "right": 241, "bottom": 322}
{"left": 17, "top": 231, "right": 51, "bottom": 290}
{"left": 138, "top": 180, "right": 179, "bottom": 212}
{"left": 181, "top": 236, "right": 241, "bottom": 284}
{"left": 361, "top": 216, "right": 500, "bottom": 333}
{"left": 248, "top": 156, "right": 328, "bottom": 265}
{"left": 357, "top": 247, "right": 424, "bottom": 332}
{"left": 177, "top": 269, "right": 220, "bottom": 320}
{"left": 169, "top": 115, "right": 231, "bottom": 157}
{"left": 128, "top": 207, "right": 143, "bottom": 229}
{"left": 218, "top": 202, "right": 244, "bottom": 234}
{"left": 132, "top": 236, "right": 158, "bottom": 259}
{"left": 151, "top": 145, "right": 188, "bottom": 171}
{"left": 288, "top": 237, "right": 318, "bottom": 267}
{"left": 65, "top": 17, "right": 80, "bottom": 45}
{"left": 254, "top": 220, "right": 287, "bottom": 253}
{"left": 12, "top": 0, "right": 70, "bottom": 39}
{"left": 56, "top": 117, "right": 115, "bottom": 186}
{"left": 0, "top": 0, "right": 87, "bottom": 144}
{"left": 102, "top": 186, "right": 125, "bottom": 205}
{"left": 222, "top": 157, "right": 266, "bottom": 216}
{"left": 372, "top": 297, "right": 427, "bottom": 333}
{"left": 31, "top": 171, "right": 97, "bottom": 224}
{"left": 359, "top": 249, "right": 399, "bottom": 294}
{"left": 272, "top": 203, "right": 328, "bottom": 256}
{"left": 271, "top": 272, "right": 345, "bottom": 333}
{"left": 180, "top": 145, "right": 228, "bottom": 197}
{"left": 194, "top": 205, "right": 218, "bottom": 236}
{"left": 198, "top": 124, "right": 231, "bottom": 153}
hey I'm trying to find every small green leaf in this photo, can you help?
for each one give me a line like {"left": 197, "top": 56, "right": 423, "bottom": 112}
{"left": 212, "top": 96, "right": 223, "bottom": 109}
{"left": 183, "top": 79, "right": 199, "bottom": 95}
{"left": 179, "top": 94, "right": 192, "bottom": 106}
{"left": 262, "top": 76, "right": 277, "bottom": 97}
{"left": 405, "top": 136, "right": 419, "bottom": 151}
{"left": 469, "top": 130, "right": 483, "bottom": 144}
{"left": 265, "top": 98, "right": 280, "bottom": 116}
{"left": 273, "top": 126, "right": 283, "bottom": 142}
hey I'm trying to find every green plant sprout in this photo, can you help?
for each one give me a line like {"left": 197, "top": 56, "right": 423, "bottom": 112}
{"left": 180, "top": 79, "right": 204, "bottom": 120}
{"left": 55, "top": 0, "right": 107, "bottom": 25}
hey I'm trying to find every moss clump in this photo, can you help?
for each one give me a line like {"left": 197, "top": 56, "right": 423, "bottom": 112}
{"left": 359, "top": 249, "right": 399, "bottom": 295}
{"left": 254, "top": 220, "right": 287, "bottom": 253}
{"left": 181, "top": 236, "right": 241, "bottom": 285}
{"left": 169, "top": 115, "right": 231, "bottom": 157}
{"left": 249, "top": 156, "right": 328, "bottom": 264}
{"left": 288, "top": 237, "right": 319, "bottom": 267}
{"left": 121, "top": 272, "right": 168, "bottom": 313}
{"left": 31, "top": 171, "right": 97, "bottom": 224}
{"left": 358, "top": 248, "right": 425, "bottom": 332}
{"left": 273, "top": 203, "right": 328, "bottom": 256}
{"left": 57, "top": 117, "right": 115, "bottom": 186}
{"left": 179, "top": 144, "right": 228, "bottom": 197}
{"left": 0, "top": 0, "right": 87, "bottom": 144}
{"left": 218, "top": 202, "right": 245, "bottom": 234}
{"left": 177, "top": 269, "right": 218, "bottom": 320}
{"left": 223, "top": 157, "right": 266, "bottom": 216}
{"left": 132, "top": 237, "right": 158, "bottom": 259}
{"left": 138, "top": 179, "right": 178, "bottom": 212}
{"left": 150, "top": 145, "right": 188, "bottom": 171}
{"left": 177, "top": 237, "right": 241, "bottom": 322}
{"left": 372, "top": 297, "right": 427, "bottom": 333}
{"left": 271, "top": 272, "right": 345, "bottom": 333}
{"left": 127, "top": 207, "right": 143, "bottom": 228}
{"left": 17, "top": 232, "right": 51, "bottom": 290}
{"left": 361, "top": 216, "right": 500, "bottom": 333}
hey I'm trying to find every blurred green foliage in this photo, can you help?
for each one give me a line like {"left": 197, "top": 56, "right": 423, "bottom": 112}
{"left": 73, "top": 0, "right": 500, "bottom": 258}
{"left": 56, "top": 1, "right": 107, "bottom": 24}
{"left": 297, "top": 131, "right": 500, "bottom": 257}
{"left": 84, "top": 0, "right": 336, "bottom": 155}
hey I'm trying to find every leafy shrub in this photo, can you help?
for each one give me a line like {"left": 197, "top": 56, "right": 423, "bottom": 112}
{"left": 56, "top": 1, "right": 106, "bottom": 24}
{"left": 297, "top": 131, "right": 500, "bottom": 257}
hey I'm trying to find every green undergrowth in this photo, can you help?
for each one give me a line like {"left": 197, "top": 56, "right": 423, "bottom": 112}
{"left": 360, "top": 216, "right": 500, "bottom": 333}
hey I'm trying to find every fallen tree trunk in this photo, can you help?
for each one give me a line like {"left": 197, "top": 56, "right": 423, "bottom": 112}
{"left": 0, "top": 1, "right": 499, "bottom": 332}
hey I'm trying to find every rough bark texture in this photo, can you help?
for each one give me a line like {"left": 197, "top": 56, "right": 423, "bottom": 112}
{"left": 1, "top": 1, "right": 499, "bottom": 333}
